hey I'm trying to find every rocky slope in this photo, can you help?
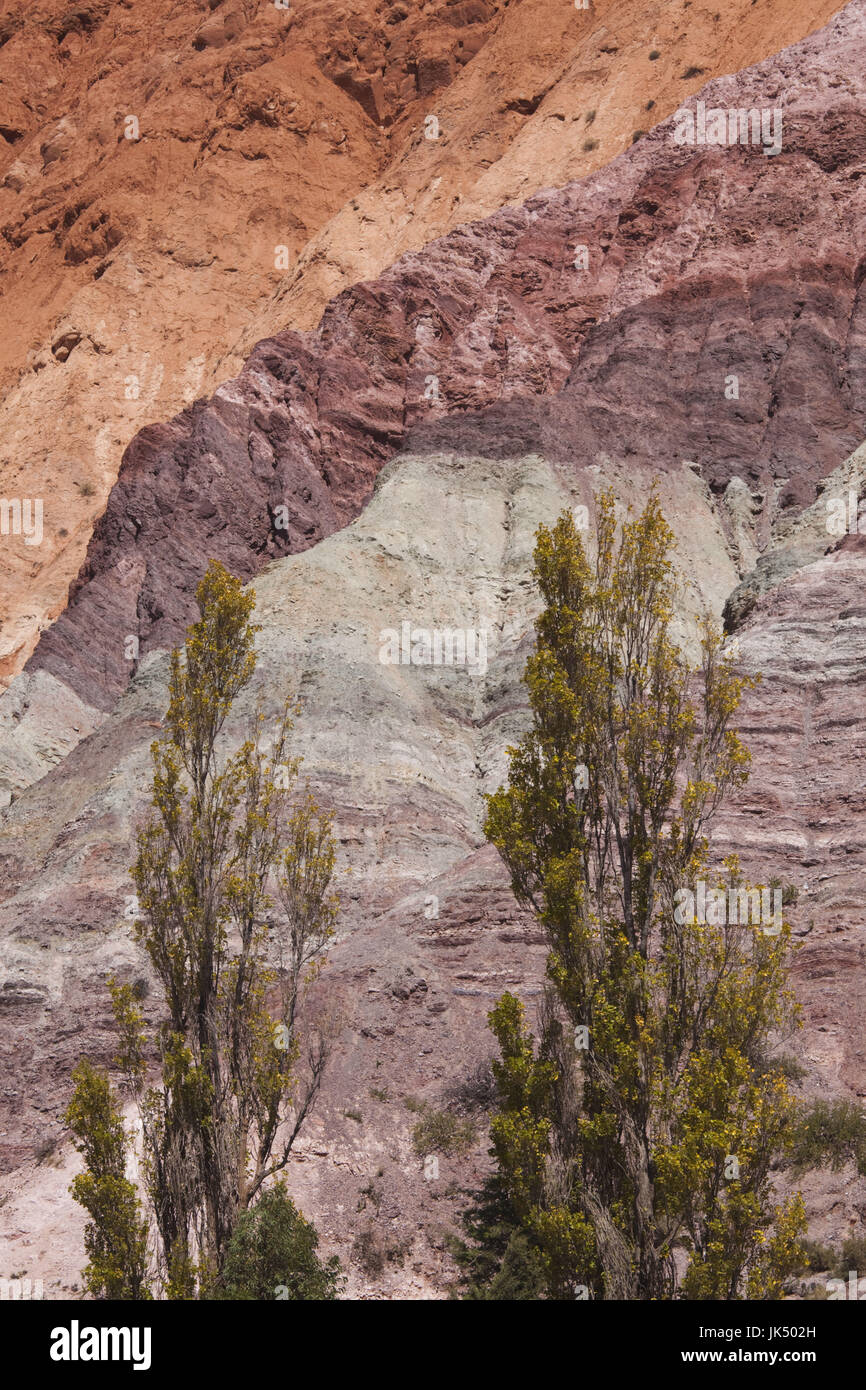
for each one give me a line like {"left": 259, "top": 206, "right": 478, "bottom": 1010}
{"left": 2, "top": 2, "right": 866, "bottom": 1298}
{"left": 0, "top": 0, "right": 844, "bottom": 686}
{"left": 719, "top": 532, "right": 866, "bottom": 1102}
{"left": 0, "top": 448, "right": 750, "bottom": 1296}
{"left": 227, "top": 0, "right": 849, "bottom": 342}
{"left": 3, "top": 0, "right": 865, "bottom": 805}
{"left": 1, "top": 448, "right": 864, "bottom": 1297}
{"left": 0, "top": 0, "right": 501, "bottom": 685}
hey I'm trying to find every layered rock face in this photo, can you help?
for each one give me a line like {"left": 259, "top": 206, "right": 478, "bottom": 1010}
{"left": 4, "top": 0, "right": 865, "bottom": 808}
{"left": 1, "top": 449, "right": 864, "bottom": 1296}
{"left": 719, "top": 534, "right": 866, "bottom": 1101}
{"left": 230, "top": 0, "right": 848, "bottom": 341}
{"left": 0, "top": 0, "right": 844, "bottom": 686}
{"left": 0, "top": 449, "right": 742, "bottom": 1295}
{"left": 2, "top": 2, "right": 866, "bottom": 1298}
{"left": 0, "top": 0, "right": 503, "bottom": 684}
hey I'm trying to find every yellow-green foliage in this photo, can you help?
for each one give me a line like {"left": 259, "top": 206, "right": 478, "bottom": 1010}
{"left": 69, "top": 561, "right": 339, "bottom": 1297}
{"left": 65, "top": 1061, "right": 150, "bottom": 1300}
{"left": 483, "top": 490, "right": 806, "bottom": 1299}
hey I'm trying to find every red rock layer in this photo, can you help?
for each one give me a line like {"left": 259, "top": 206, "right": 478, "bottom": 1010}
{"left": 0, "top": 0, "right": 845, "bottom": 684}
{"left": 25, "top": 1, "right": 866, "bottom": 712}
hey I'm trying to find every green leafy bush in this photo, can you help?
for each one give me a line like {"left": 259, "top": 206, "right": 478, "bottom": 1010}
{"left": 790, "top": 1100, "right": 866, "bottom": 1177}
{"left": 216, "top": 1184, "right": 341, "bottom": 1300}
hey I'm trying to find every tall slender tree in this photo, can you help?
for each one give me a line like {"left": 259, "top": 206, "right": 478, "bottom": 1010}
{"left": 70, "top": 561, "right": 339, "bottom": 1296}
{"left": 482, "top": 490, "right": 806, "bottom": 1299}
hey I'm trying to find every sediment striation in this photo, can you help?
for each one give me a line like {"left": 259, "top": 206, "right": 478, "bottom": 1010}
{"left": 2, "top": 2, "right": 866, "bottom": 1296}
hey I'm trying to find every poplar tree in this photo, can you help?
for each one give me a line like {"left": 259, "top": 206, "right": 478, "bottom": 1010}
{"left": 482, "top": 491, "right": 806, "bottom": 1299}
{"left": 69, "top": 561, "right": 339, "bottom": 1296}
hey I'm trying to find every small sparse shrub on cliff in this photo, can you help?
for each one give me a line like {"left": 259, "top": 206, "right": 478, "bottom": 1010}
{"left": 682, "top": 64, "right": 706, "bottom": 79}
{"left": 34, "top": 1131, "right": 62, "bottom": 1166}
{"left": 649, "top": 49, "right": 661, "bottom": 60}
{"left": 790, "top": 1099, "right": 866, "bottom": 1178}
{"left": 411, "top": 1104, "right": 476, "bottom": 1158}
{"left": 839, "top": 1235, "right": 866, "bottom": 1274}
{"left": 353, "top": 1226, "right": 387, "bottom": 1277}
{"left": 353, "top": 1226, "right": 385, "bottom": 1277}
{"left": 352, "top": 1224, "right": 408, "bottom": 1277}
{"left": 357, "top": 1180, "right": 383, "bottom": 1215}
{"left": 798, "top": 1239, "right": 835, "bottom": 1274}
{"left": 757, "top": 1051, "right": 805, "bottom": 1084}
{"left": 67, "top": 562, "right": 340, "bottom": 1298}
{"left": 797, "top": 1235, "right": 866, "bottom": 1284}
{"left": 583, "top": 138, "right": 598, "bottom": 152}
{"left": 446, "top": 1059, "right": 498, "bottom": 1113}
{"left": 477, "top": 490, "right": 815, "bottom": 1299}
